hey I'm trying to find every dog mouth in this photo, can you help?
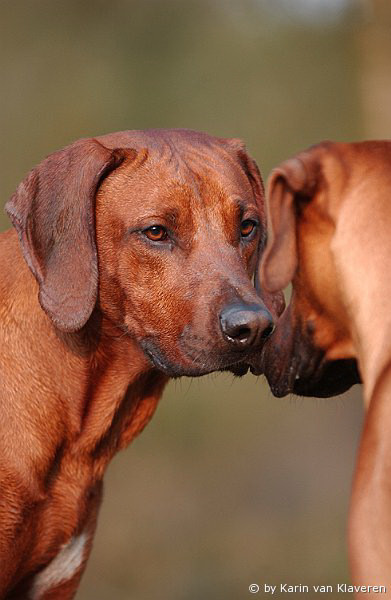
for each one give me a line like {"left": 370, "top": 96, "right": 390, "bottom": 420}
{"left": 140, "top": 338, "right": 252, "bottom": 378}
{"left": 292, "top": 357, "right": 361, "bottom": 397}
{"left": 225, "top": 362, "right": 251, "bottom": 377}
{"left": 249, "top": 324, "right": 361, "bottom": 398}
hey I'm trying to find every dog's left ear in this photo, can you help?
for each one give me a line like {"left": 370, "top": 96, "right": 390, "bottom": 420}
{"left": 5, "top": 139, "right": 125, "bottom": 332}
{"left": 224, "top": 139, "right": 265, "bottom": 227}
{"left": 237, "top": 147, "right": 265, "bottom": 221}
{"left": 260, "top": 152, "right": 321, "bottom": 293}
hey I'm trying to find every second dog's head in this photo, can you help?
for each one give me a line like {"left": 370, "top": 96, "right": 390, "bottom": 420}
{"left": 250, "top": 141, "right": 362, "bottom": 397}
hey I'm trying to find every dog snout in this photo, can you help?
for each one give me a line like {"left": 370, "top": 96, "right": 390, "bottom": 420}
{"left": 219, "top": 303, "right": 275, "bottom": 348}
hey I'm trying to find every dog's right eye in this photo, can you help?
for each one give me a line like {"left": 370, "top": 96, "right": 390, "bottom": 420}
{"left": 240, "top": 219, "right": 258, "bottom": 238}
{"left": 143, "top": 225, "right": 168, "bottom": 242}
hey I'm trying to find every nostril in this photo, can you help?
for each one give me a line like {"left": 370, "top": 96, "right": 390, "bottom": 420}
{"left": 261, "top": 323, "right": 275, "bottom": 340}
{"left": 234, "top": 326, "right": 252, "bottom": 342}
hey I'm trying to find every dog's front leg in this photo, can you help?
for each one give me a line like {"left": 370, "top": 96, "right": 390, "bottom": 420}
{"left": 349, "top": 365, "right": 391, "bottom": 596}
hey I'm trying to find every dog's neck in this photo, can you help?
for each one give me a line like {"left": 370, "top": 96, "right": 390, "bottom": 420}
{"left": 330, "top": 193, "right": 391, "bottom": 405}
{"left": 63, "top": 314, "right": 169, "bottom": 476}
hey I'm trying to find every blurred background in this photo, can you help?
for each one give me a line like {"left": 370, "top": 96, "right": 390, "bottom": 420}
{"left": 1, "top": 0, "right": 390, "bottom": 598}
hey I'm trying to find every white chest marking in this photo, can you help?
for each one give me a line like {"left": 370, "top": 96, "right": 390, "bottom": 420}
{"left": 30, "top": 532, "right": 88, "bottom": 599}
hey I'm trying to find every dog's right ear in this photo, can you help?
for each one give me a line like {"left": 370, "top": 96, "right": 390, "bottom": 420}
{"left": 5, "top": 139, "right": 126, "bottom": 332}
{"left": 260, "top": 153, "right": 320, "bottom": 293}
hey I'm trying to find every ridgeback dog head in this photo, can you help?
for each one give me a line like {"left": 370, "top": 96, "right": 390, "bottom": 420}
{"left": 249, "top": 141, "right": 363, "bottom": 397}
{"left": 6, "top": 129, "right": 280, "bottom": 377}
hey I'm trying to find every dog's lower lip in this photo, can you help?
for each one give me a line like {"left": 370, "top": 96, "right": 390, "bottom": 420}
{"left": 226, "top": 362, "right": 250, "bottom": 376}
{"left": 142, "top": 338, "right": 254, "bottom": 377}
{"left": 249, "top": 364, "right": 263, "bottom": 376}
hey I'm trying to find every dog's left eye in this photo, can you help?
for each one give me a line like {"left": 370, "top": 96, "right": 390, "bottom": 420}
{"left": 240, "top": 219, "right": 258, "bottom": 238}
{"left": 143, "top": 225, "right": 168, "bottom": 242}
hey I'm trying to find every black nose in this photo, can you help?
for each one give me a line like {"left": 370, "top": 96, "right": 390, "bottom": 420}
{"left": 219, "top": 303, "right": 275, "bottom": 348}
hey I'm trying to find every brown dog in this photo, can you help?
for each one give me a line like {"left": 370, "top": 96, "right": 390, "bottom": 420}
{"left": 0, "top": 129, "right": 277, "bottom": 599}
{"left": 253, "top": 141, "right": 391, "bottom": 594}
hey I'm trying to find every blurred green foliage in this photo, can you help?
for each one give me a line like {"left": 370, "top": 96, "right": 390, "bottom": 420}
{"left": 0, "top": 1, "right": 369, "bottom": 598}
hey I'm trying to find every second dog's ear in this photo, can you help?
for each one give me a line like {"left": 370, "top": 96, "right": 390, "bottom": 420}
{"left": 260, "top": 154, "right": 320, "bottom": 293}
{"left": 5, "top": 139, "right": 125, "bottom": 332}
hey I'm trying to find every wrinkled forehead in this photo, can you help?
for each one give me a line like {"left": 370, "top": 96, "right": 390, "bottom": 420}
{"left": 100, "top": 140, "right": 256, "bottom": 221}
